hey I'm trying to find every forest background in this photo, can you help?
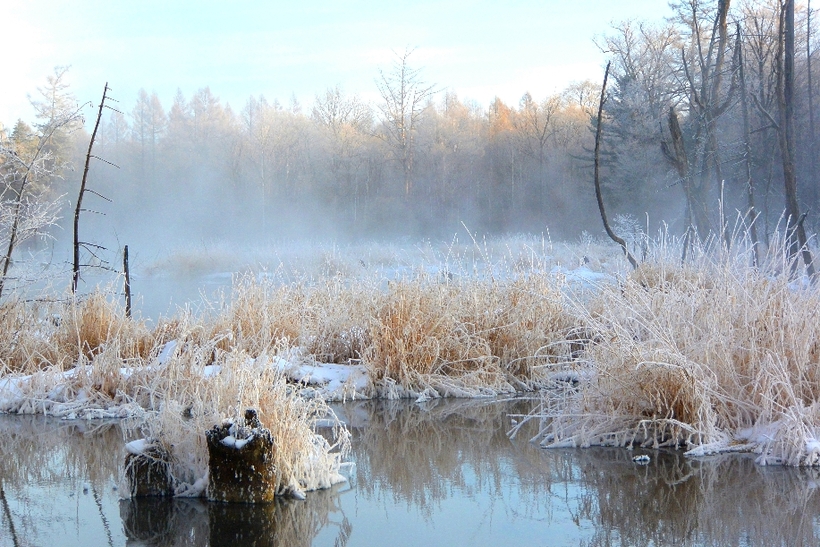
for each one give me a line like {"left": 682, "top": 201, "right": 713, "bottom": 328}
{"left": 2, "top": 0, "right": 819, "bottom": 271}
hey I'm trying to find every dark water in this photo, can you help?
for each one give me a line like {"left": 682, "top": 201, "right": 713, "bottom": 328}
{"left": 1, "top": 399, "right": 820, "bottom": 546}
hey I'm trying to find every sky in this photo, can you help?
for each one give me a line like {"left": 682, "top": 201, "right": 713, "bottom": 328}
{"left": 2, "top": 0, "right": 674, "bottom": 128}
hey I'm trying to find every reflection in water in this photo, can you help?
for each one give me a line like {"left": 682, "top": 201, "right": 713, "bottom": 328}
{"left": 119, "top": 492, "right": 346, "bottom": 547}
{"left": 2, "top": 401, "right": 820, "bottom": 546}
{"left": 0, "top": 415, "right": 123, "bottom": 547}
{"left": 571, "top": 448, "right": 820, "bottom": 547}
{"left": 339, "top": 397, "right": 552, "bottom": 520}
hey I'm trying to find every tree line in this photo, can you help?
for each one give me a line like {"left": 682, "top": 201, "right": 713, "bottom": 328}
{"left": 1, "top": 0, "right": 819, "bottom": 277}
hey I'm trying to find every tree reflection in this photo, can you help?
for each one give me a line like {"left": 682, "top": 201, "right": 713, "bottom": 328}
{"left": 120, "top": 491, "right": 346, "bottom": 547}
{"left": 2, "top": 401, "right": 820, "bottom": 546}
{"left": 570, "top": 448, "right": 820, "bottom": 546}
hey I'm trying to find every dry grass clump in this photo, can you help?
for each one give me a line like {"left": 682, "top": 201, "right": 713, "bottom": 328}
{"left": 55, "top": 292, "right": 155, "bottom": 363}
{"left": 524, "top": 250, "right": 820, "bottom": 465}
{"left": 628, "top": 261, "right": 713, "bottom": 291}
{"left": 0, "top": 297, "right": 60, "bottom": 373}
{"left": 124, "top": 344, "right": 349, "bottom": 498}
{"left": 0, "top": 293, "right": 154, "bottom": 377}
{"left": 364, "top": 273, "right": 576, "bottom": 397}
{"left": 298, "top": 277, "right": 374, "bottom": 364}
{"left": 206, "top": 275, "right": 305, "bottom": 354}
{"left": 196, "top": 274, "right": 374, "bottom": 363}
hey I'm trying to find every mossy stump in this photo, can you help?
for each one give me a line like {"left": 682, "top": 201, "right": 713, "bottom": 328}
{"left": 206, "top": 409, "right": 278, "bottom": 503}
{"left": 125, "top": 445, "right": 173, "bottom": 497}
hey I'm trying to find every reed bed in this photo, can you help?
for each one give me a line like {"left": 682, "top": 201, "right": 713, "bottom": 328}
{"left": 519, "top": 236, "right": 820, "bottom": 466}
{"left": 3, "top": 233, "right": 820, "bottom": 468}
{"left": 0, "top": 291, "right": 351, "bottom": 498}
{"left": 364, "top": 274, "right": 575, "bottom": 397}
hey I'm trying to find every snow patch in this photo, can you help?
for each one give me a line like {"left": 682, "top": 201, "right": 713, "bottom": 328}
{"left": 125, "top": 438, "right": 152, "bottom": 455}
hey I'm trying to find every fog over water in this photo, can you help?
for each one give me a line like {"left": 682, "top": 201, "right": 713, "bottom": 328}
{"left": 4, "top": 1, "right": 818, "bottom": 304}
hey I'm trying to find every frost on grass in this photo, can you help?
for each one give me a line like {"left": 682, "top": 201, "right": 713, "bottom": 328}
{"left": 119, "top": 351, "right": 351, "bottom": 500}
{"left": 6, "top": 234, "right": 820, "bottom": 469}
{"left": 516, "top": 244, "right": 820, "bottom": 466}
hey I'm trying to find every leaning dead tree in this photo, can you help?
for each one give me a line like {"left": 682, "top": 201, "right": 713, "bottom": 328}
{"left": 594, "top": 61, "right": 638, "bottom": 270}
{"left": 73, "top": 83, "right": 116, "bottom": 293}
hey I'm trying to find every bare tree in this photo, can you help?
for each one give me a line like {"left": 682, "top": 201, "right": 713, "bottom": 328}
{"left": 513, "top": 92, "right": 562, "bottom": 214}
{"left": 74, "top": 83, "right": 113, "bottom": 293}
{"left": 807, "top": 0, "right": 819, "bottom": 211}
{"left": 312, "top": 86, "right": 373, "bottom": 220}
{"left": 0, "top": 68, "right": 82, "bottom": 299}
{"left": 678, "top": 0, "right": 736, "bottom": 238}
{"left": 376, "top": 48, "right": 436, "bottom": 198}
{"left": 736, "top": 23, "right": 762, "bottom": 265}
{"left": 777, "top": 0, "right": 815, "bottom": 275}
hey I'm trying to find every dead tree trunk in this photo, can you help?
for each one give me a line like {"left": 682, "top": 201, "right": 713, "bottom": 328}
{"left": 594, "top": 62, "right": 638, "bottom": 270}
{"left": 123, "top": 245, "right": 132, "bottom": 318}
{"left": 777, "top": 0, "right": 815, "bottom": 276}
{"left": 73, "top": 83, "right": 110, "bottom": 293}
{"left": 808, "top": 0, "right": 819, "bottom": 213}
{"left": 736, "top": 23, "right": 762, "bottom": 266}
{"left": 682, "top": 0, "right": 733, "bottom": 239}
{"left": 661, "top": 107, "right": 695, "bottom": 261}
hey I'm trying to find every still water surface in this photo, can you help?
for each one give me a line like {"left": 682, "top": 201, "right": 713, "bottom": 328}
{"left": 1, "top": 398, "right": 819, "bottom": 546}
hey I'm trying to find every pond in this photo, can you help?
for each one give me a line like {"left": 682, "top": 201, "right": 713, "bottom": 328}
{"left": 1, "top": 398, "right": 819, "bottom": 546}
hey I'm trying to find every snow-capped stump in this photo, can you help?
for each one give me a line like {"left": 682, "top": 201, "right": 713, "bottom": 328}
{"left": 206, "top": 408, "right": 279, "bottom": 503}
{"left": 124, "top": 439, "right": 174, "bottom": 497}
{"left": 632, "top": 454, "right": 651, "bottom": 464}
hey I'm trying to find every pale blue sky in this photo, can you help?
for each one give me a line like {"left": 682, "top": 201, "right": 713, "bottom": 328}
{"left": 3, "top": 0, "right": 673, "bottom": 126}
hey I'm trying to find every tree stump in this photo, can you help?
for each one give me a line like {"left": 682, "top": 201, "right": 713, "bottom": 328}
{"left": 206, "top": 409, "right": 279, "bottom": 503}
{"left": 125, "top": 442, "right": 173, "bottom": 497}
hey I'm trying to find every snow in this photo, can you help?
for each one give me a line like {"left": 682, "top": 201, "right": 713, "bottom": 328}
{"left": 155, "top": 340, "right": 178, "bottom": 366}
{"left": 175, "top": 475, "right": 208, "bottom": 498}
{"left": 202, "top": 364, "right": 221, "bottom": 377}
{"left": 125, "top": 438, "right": 152, "bottom": 455}
{"left": 272, "top": 358, "right": 371, "bottom": 401}
{"left": 0, "top": 376, "right": 27, "bottom": 410}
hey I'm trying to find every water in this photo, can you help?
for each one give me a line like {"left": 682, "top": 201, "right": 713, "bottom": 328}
{"left": 2, "top": 399, "right": 820, "bottom": 546}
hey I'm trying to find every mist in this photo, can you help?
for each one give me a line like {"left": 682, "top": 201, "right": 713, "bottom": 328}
{"left": 3, "top": 0, "right": 820, "bottom": 313}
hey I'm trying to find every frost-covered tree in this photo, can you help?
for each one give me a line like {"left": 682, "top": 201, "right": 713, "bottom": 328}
{"left": 0, "top": 67, "right": 83, "bottom": 299}
{"left": 312, "top": 86, "right": 374, "bottom": 220}
{"left": 376, "top": 48, "right": 436, "bottom": 198}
